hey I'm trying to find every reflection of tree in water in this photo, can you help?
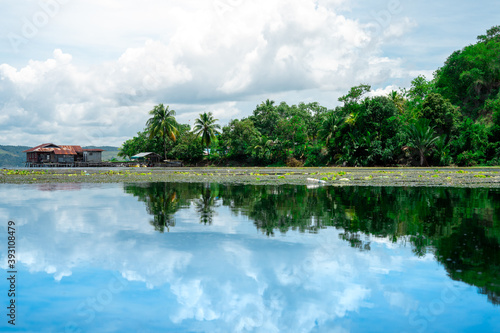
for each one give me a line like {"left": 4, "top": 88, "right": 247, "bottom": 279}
{"left": 231, "top": 185, "right": 500, "bottom": 306}
{"left": 125, "top": 182, "right": 221, "bottom": 229}
{"left": 435, "top": 214, "right": 500, "bottom": 305}
{"left": 243, "top": 185, "right": 500, "bottom": 306}
{"left": 124, "top": 183, "right": 181, "bottom": 232}
{"left": 124, "top": 182, "right": 500, "bottom": 305}
{"left": 218, "top": 184, "right": 338, "bottom": 235}
{"left": 193, "top": 183, "right": 220, "bottom": 225}
{"left": 339, "top": 231, "right": 371, "bottom": 251}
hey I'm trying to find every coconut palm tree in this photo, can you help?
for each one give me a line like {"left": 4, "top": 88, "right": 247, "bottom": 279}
{"left": 405, "top": 118, "right": 441, "bottom": 166}
{"left": 318, "top": 111, "right": 344, "bottom": 145}
{"left": 194, "top": 184, "right": 220, "bottom": 225}
{"left": 146, "top": 104, "right": 179, "bottom": 159}
{"left": 388, "top": 90, "right": 406, "bottom": 113}
{"left": 192, "top": 112, "right": 221, "bottom": 155}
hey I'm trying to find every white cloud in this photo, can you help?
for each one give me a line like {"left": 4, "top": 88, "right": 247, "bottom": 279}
{"left": 368, "top": 84, "right": 401, "bottom": 97}
{"left": 384, "top": 291, "right": 419, "bottom": 315}
{"left": 383, "top": 17, "right": 418, "bottom": 39}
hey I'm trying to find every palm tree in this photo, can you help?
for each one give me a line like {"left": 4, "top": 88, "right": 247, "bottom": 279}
{"left": 253, "top": 138, "right": 279, "bottom": 163}
{"left": 146, "top": 104, "right": 179, "bottom": 159}
{"left": 389, "top": 90, "right": 405, "bottom": 113}
{"left": 193, "top": 112, "right": 221, "bottom": 155}
{"left": 318, "top": 111, "right": 344, "bottom": 145}
{"left": 405, "top": 118, "right": 441, "bottom": 166}
{"left": 194, "top": 184, "right": 220, "bottom": 225}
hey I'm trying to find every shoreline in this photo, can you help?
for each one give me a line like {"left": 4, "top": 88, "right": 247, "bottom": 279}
{"left": 2, "top": 167, "right": 500, "bottom": 187}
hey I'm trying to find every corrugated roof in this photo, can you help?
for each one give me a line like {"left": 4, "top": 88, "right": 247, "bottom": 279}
{"left": 23, "top": 143, "right": 83, "bottom": 155}
{"left": 23, "top": 143, "right": 57, "bottom": 153}
{"left": 131, "top": 152, "right": 161, "bottom": 159}
{"left": 67, "top": 145, "right": 83, "bottom": 153}
{"left": 83, "top": 149, "right": 104, "bottom": 152}
{"left": 57, "top": 145, "right": 82, "bottom": 155}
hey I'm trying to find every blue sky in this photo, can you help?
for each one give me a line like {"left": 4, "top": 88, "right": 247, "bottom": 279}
{"left": 0, "top": 0, "right": 499, "bottom": 146}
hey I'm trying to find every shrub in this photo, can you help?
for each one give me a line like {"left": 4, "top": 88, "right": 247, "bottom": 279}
{"left": 286, "top": 157, "right": 303, "bottom": 167}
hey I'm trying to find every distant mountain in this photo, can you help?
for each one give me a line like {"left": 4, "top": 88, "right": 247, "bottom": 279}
{"left": 83, "top": 146, "right": 120, "bottom": 151}
{"left": 0, "top": 145, "right": 30, "bottom": 168}
{"left": 0, "top": 145, "right": 121, "bottom": 168}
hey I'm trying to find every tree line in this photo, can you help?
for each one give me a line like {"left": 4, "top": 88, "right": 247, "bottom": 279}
{"left": 119, "top": 26, "right": 500, "bottom": 167}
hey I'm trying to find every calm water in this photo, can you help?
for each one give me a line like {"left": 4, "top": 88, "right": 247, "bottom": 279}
{"left": 0, "top": 182, "right": 499, "bottom": 333}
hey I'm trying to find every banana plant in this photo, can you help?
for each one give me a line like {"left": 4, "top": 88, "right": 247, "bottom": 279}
{"left": 405, "top": 118, "right": 441, "bottom": 166}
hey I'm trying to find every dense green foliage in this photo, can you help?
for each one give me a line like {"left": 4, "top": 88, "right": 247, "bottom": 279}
{"left": 120, "top": 26, "right": 500, "bottom": 166}
{"left": 435, "top": 26, "right": 500, "bottom": 117}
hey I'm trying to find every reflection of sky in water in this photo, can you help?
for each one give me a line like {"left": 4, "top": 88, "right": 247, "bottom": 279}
{"left": 0, "top": 184, "right": 498, "bottom": 333}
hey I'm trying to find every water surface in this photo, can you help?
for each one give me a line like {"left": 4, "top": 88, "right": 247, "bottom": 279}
{"left": 0, "top": 183, "right": 499, "bottom": 332}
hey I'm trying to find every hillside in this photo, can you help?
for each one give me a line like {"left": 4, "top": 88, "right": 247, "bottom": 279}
{"left": 0, "top": 146, "right": 30, "bottom": 167}
{"left": 0, "top": 145, "right": 121, "bottom": 168}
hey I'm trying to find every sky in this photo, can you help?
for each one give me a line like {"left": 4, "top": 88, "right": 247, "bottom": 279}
{"left": 0, "top": 0, "right": 499, "bottom": 147}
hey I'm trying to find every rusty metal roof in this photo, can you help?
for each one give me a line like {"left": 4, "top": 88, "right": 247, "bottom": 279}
{"left": 22, "top": 143, "right": 56, "bottom": 152}
{"left": 23, "top": 143, "right": 83, "bottom": 155}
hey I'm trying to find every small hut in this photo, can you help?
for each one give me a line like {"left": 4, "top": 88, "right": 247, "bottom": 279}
{"left": 131, "top": 152, "right": 163, "bottom": 164}
{"left": 83, "top": 149, "right": 104, "bottom": 162}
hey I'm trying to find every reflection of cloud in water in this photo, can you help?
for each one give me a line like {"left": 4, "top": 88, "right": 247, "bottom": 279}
{"left": 222, "top": 241, "right": 260, "bottom": 281}
{"left": 384, "top": 291, "right": 418, "bottom": 316}
{"left": 163, "top": 232, "right": 407, "bottom": 332}
{"left": 1, "top": 184, "right": 182, "bottom": 282}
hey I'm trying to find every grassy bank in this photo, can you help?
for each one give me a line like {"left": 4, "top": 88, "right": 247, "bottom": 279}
{"left": 1, "top": 167, "right": 500, "bottom": 187}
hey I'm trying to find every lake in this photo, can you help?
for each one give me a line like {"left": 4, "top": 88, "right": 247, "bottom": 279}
{"left": 1, "top": 182, "right": 499, "bottom": 332}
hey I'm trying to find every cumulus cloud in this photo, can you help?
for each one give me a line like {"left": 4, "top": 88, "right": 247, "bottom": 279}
{"left": 0, "top": 0, "right": 419, "bottom": 146}
{"left": 368, "top": 84, "right": 401, "bottom": 97}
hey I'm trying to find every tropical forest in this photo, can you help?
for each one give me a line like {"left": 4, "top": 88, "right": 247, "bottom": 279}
{"left": 119, "top": 26, "right": 500, "bottom": 167}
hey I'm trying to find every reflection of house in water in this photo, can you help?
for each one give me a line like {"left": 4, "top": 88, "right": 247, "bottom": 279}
{"left": 23, "top": 143, "right": 104, "bottom": 166}
{"left": 37, "top": 183, "right": 83, "bottom": 191}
